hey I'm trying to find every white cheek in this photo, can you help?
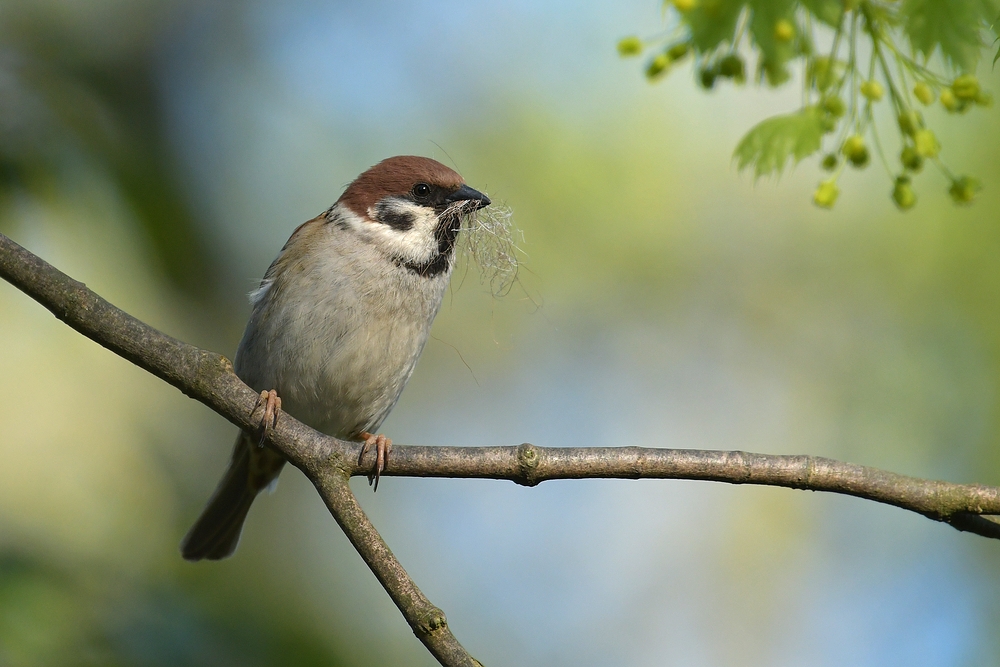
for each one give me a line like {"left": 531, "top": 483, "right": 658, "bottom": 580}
{"left": 366, "top": 201, "right": 440, "bottom": 262}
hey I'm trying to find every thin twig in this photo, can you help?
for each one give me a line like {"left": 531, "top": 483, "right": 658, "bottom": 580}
{"left": 355, "top": 444, "right": 1000, "bottom": 538}
{"left": 312, "top": 466, "right": 482, "bottom": 666}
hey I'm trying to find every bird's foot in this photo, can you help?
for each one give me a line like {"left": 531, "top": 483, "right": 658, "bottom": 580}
{"left": 359, "top": 432, "right": 392, "bottom": 491}
{"left": 252, "top": 389, "right": 282, "bottom": 446}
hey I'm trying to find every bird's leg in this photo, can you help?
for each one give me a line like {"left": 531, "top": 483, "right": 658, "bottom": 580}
{"left": 252, "top": 389, "right": 282, "bottom": 447}
{"left": 359, "top": 432, "right": 392, "bottom": 491}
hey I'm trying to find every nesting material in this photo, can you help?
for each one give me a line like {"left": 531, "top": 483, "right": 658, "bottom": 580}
{"left": 457, "top": 201, "right": 522, "bottom": 297}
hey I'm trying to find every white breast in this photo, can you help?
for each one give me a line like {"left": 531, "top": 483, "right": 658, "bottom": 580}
{"left": 234, "top": 218, "right": 451, "bottom": 439}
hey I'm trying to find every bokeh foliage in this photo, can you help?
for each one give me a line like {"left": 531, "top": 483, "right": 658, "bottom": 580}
{"left": 0, "top": 552, "right": 346, "bottom": 667}
{"left": 0, "top": 1, "right": 215, "bottom": 297}
{"left": 2, "top": 1, "right": 1000, "bottom": 665}
{"left": 0, "top": 3, "right": 348, "bottom": 665}
{"left": 620, "top": 0, "right": 999, "bottom": 209}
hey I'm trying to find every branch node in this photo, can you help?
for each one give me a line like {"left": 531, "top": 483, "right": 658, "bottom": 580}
{"left": 724, "top": 450, "right": 752, "bottom": 483}
{"left": 413, "top": 605, "right": 449, "bottom": 637}
{"left": 313, "top": 449, "right": 352, "bottom": 482}
{"left": 803, "top": 455, "right": 818, "bottom": 488}
{"left": 515, "top": 442, "right": 541, "bottom": 486}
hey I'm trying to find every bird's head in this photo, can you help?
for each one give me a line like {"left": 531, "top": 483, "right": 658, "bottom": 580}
{"left": 334, "top": 156, "right": 491, "bottom": 277}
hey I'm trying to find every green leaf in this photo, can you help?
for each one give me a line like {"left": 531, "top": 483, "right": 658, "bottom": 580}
{"left": 901, "top": 0, "right": 999, "bottom": 72}
{"left": 800, "top": 0, "right": 843, "bottom": 27}
{"left": 734, "top": 106, "right": 826, "bottom": 179}
{"left": 994, "top": 14, "right": 1000, "bottom": 66}
{"left": 682, "top": 0, "right": 747, "bottom": 52}
{"left": 748, "top": 0, "right": 797, "bottom": 85}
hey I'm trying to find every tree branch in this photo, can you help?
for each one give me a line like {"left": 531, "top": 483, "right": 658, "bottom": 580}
{"left": 364, "top": 445, "right": 1000, "bottom": 538}
{"left": 312, "top": 469, "right": 480, "bottom": 666}
{"left": 2, "top": 230, "right": 999, "bottom": 664}
{"left": 0, "top": 231, "right": 480, "bottom": 667}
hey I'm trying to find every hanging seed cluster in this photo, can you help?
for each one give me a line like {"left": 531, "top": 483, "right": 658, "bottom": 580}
{"left": 618, "top": 0, "right": 995, "bottom": 210}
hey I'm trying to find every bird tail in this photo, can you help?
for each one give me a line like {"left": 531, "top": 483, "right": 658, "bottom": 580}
{"left": 181, "top": 433, "right": 285, "bottom": 561}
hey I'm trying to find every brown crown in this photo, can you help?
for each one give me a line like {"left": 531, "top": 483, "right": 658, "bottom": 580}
{"left": 337, "top": 156, "right": 465, "bottom": 219}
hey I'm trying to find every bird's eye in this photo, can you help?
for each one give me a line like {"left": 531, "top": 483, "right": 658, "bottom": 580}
{"left": 412, "top": 183, "right": 432, "bottom": 199}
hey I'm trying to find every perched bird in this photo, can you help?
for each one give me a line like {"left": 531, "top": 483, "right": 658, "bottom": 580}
{"left": 181, "top": 156, "right": 491, "bottom": 561}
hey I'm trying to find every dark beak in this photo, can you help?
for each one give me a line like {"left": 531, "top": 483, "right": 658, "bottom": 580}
{"left": 446, "top": 183, "right": 491, "bottom": 210}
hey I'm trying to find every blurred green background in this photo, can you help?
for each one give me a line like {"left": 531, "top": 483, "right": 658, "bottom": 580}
{"left": 1, "top": 1, "right": 999, "bottom": 665}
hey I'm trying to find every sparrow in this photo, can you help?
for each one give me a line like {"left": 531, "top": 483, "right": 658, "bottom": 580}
{"left": 181, "top": 156, "right": 491, "bottom": 561}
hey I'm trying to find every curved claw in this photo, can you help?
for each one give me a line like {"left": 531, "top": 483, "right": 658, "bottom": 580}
{"left": 253, "top": 389, "right": 282, "bottom": 447}
{"left": 359, "top": 432, "right": 392, "bottom": 491}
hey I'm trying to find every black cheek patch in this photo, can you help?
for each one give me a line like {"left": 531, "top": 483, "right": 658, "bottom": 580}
{"left": 392, "top": 209, "right": 462, "bottom": 278}
{"left": 374, "top": 200, "right": 416, "bottom": 231}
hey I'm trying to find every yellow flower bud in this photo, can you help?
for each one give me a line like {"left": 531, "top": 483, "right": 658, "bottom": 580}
{"left": 897, "top": 110, "right": 922, "bottom": 135}
{"left": 617, "top": 36, "right": 643, "bottom": 57}
{"left": 841, "top": 135, "right": 869, "bottom": 167}
{"left": 699, "top": 66, "right": 717, "bottom": 89}
{"left": 810, "top": 56, "right": 834, "bottom": 91}
{"left": 822, "top": 95, "right": 846, "bottom": 117}
{"left": 952, "top": 74, "right": 979, "bottom": 101}
{"left": 774, "top": 19, "right": 795, "bottom": 42}
{"left": 913, "top": 82, "right": 934, "bottom": 105}
{"left": 646, "top": 53, "right": 671, "bottom": 80}
{"left": 667, "top": 42, "right": 691, "bottom": 60}
{"left": 718, "top": 54, "right": 745, "bottom": 80}
{"left": 860, "top": 80, "right": 884, "bottom": 101}
{"left": 813, "top": 180, "right": 839, "bottom": 208}
{"left": 913, "top": 129, "right": 939, "bottom": 158}
{"left": 949, "top": 176, "right": 980, "bottom": 204}
{"left": 900, "top": 146, "right": 923, "bottom": 173}
{"left": 940, "top": 89, "right": 959, "bottom": 112}
{"left": 892, "top": 176, "right": 916, "bottom": 210}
